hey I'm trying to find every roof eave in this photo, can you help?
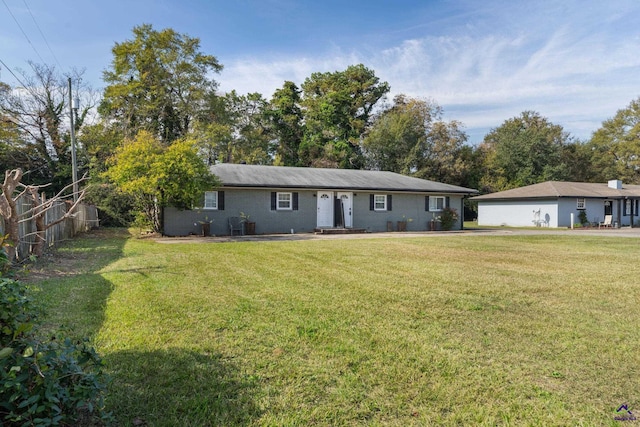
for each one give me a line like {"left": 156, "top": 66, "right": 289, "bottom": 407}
{"left": 220, "top": 184, "right": 477, "bottom": 194}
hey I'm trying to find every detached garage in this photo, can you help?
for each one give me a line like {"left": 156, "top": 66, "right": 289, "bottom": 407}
{"left": 471, "top": 180, "right": 640, "bottom": 228}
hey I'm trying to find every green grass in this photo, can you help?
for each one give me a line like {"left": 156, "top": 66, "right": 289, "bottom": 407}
{"left": 30, "top": 230, "right": 640, "bottom": 426}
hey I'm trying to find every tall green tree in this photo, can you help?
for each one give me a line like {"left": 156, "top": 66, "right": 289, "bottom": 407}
{"left": 363, "top": 95, "right": 471, "bottom": 185}
{"left": 418, "top": 119, "right": 470, "bottom": 185}
{"left": 81, "top": 122, "right": 123, "bottom": 175}
{"left": 300, "top": 64, "right": 389, "bottom": 168}
{"left": 588, "top": 97, "right": 640, "bottom": 183}
{"left": 224, "top": 91, "right": 272, "bottom": 164}
{"left": 268, "top": 81, "right": 303, "bottom": 166}
{"left": 363, "top": 95, "right": 431, "bottom": 174}
{"left": 105, "top": 130, "right": 216, "bottom": 232}
{"left": 100, "top": 24, "right": 223, "bottom": 145}
{"left": 81, "top": 123, "right": 135, "bottom": 226}
{"left": 479, "top": 111, "right": 571, "bottom": 192}
{"left": 193, "top": 91, "right": 273, "bottom": 165}
{"left": 193, "top": 121, "right": 233, "bottom": 166}
{"left": 559, "top": 141, "right": 595, "bottom": 183}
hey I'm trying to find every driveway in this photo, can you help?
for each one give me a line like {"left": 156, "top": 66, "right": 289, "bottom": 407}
{"left": 154, "top": 226, "right": 640, "bottom": 243}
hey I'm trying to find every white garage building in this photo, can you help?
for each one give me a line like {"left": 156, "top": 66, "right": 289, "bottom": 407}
{"left": 471, "top": 180, "right": 640, "bottom": 228}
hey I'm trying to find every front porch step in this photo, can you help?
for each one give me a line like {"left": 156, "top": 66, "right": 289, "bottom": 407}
{"left": 314, "top": 228, "right": 368, "bottom": 235}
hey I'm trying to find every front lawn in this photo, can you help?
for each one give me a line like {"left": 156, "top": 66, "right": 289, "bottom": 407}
{"left": 31, "top": 230, "right": 640, "bottom": 426}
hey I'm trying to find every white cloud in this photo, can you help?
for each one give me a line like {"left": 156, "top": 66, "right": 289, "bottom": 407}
{"left": 216, "top": 2, "right": 640, "bottom": 143}
{"left": 218, "top": 54, "right": 358, "bottom": 96}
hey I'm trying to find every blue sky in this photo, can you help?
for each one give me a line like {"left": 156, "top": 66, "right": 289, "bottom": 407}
{"left": 1, "top": 0, "right": 639, "bottom": 144}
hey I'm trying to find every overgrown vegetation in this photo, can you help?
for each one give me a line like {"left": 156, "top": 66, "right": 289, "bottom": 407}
{"left": 29, "top": 229, "right": 640, "bottom": 425}
{"left": 0, "top": 243, "right": 111, "bottom": 425}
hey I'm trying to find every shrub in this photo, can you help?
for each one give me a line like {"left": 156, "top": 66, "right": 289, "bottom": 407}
{"left": 83, "top": 183, "right": 136, "bottom": 227}
{"left": 578, "top": 210, "right": 589, "bottom": 226}
{"left": 439, "top": 207, "right": 459, "bottom": 231}
{"left": 0, "top": 278, "right": 111, "bottom": 426}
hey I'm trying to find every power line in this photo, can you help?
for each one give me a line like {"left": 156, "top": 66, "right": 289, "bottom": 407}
{"left": 22, "top": 0, "right": 63, "bottom": 70}
{"left": 2, "top": 0, "right": 48, "bottom": 65}
{"left": 0, "top": 57, "right": 28, "bottom": 88}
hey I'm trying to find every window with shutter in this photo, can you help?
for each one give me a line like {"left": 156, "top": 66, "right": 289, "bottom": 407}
{"left": 203, "top": 191, "right": 218, "bottom": 210}
{"left": 429, "top": 196, "right": 446, "bottom": 212}
{"left": 373, "top": 194, "right": 386, "bottom": 211}
{"left": 277, "top": 192, "right": 292, "bottom": 210}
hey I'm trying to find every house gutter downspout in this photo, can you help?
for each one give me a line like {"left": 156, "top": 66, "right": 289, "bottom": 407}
{"left": 617, "top": 199, "right": 623, "bottom": 228}
{"left": 461, "top": 192, "right": 478, "bottom": 230}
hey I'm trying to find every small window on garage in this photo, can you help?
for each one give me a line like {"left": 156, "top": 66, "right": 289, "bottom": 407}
{"left": 577, "top": 198, "right": 586, "bottom": 210}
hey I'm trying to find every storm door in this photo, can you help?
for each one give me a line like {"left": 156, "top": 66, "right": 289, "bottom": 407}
{"left": 337, "top": 192, "right": 353, "bottom": 228}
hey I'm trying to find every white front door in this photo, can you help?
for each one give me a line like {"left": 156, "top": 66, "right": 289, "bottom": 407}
{"left": 317, "top": 191, "right": 334, "bottom": 228}
{"left": 337, "top": 192, "right": 353, "bottom": 228}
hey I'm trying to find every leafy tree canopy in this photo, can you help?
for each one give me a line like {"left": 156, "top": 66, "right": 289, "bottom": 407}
{"left": 363, "top": 95, "right": 472, "bottom": 186}
{"left": 268, "top": 81, "right": 303, "bottom": 166}
{"left": 100, "top": 24, "right": 223, "bottom": 145}
{"left": 300, "top": 64, "right": 389, "bottom": 168}
{"left": 224, "top": 91, "right": 272, "bottom": 165}
{"left": 105, "top": 130, "right": 217, "bottom": 232}
{"left": 479, "top": 111, "right": 572, "bottom": 192}
{"left": 588, "top": 97, "right": 640, "bottom": 183}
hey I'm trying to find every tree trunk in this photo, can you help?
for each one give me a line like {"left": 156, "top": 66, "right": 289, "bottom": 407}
{"left": 28, "top": 188, "right": 46, "bottom": 257}
{"left": 0, "top": 169, "right": 23, "bottom": 263}
{"left": 0, "top": 168, "right": 86, "bottom": 263}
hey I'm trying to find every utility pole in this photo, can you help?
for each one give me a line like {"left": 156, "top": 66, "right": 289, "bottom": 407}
{"left": 67, "top": 77, "right": 78, "bottom": 201}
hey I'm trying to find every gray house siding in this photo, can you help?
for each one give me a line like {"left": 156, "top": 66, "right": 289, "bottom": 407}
{"left": 164, "top": 189, "right": 318, "bottom": 236}
{"left": 558, "top": 197, "right": 636, "bottom": 227}
{"left": 164, "top": 188, "right": 466, "bottom": 236}
{"left": 355, "top": 192, "right": 463, "bottom": 231}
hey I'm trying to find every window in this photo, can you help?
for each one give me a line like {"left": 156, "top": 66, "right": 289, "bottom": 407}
{"left": 277, "top": 192, "right": 292, "bottom": 210}
{"left": 429, "top": 196, "right": 446, "bottom": 212}
{"left": 369, "top": 194, "right": 392, "bottom": 211}
{"left": 624, "top": 199, "right": 638, "bottom": 216}
{"left": 203, "top": 191, "right": 218, "bottom": 210}
{"left": 577, "top": 198, "right": 586, "bottom": 210}
{"left": 374, "top": 194, "right": 387, "bottom": 211}
{"left": 271, "top": 192, "right": 298, "bottom": 211}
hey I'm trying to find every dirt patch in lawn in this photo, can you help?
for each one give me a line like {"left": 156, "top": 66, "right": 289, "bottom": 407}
{"left": 19, "top": 228, "right": 129, "bottom": 283}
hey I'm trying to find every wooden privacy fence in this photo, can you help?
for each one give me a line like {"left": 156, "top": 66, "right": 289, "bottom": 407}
{"left": 1, "top": 194, "right": 99, "bottom": 261}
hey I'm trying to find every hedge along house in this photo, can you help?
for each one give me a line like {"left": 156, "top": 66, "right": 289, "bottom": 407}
{"left": 163, "top": 163, "right": 478, "bottom": 236}
{"left": 471, "top": 180, "right": 640, "bottom": 228}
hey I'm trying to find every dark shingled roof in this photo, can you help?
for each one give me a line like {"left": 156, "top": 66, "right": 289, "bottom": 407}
{"left": 471, "top": 181, "right": 640, "bottom": 200}
{"left": 211, "top": 164, "right": 478, "bottom": 194}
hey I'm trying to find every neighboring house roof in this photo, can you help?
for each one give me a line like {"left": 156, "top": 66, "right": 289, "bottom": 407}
{"left": 210, "top": 164, "right": 478, "bottom": 194}
{"left": 471, "top": 181, "right": 640, "bottom": 201}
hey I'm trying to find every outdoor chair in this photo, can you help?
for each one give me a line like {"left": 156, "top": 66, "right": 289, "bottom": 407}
{"left": 599, "top": 215, "right": 613, "bottom": 228}
{"left": 229, "top": 217, "right": 244, "bottom": 236}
